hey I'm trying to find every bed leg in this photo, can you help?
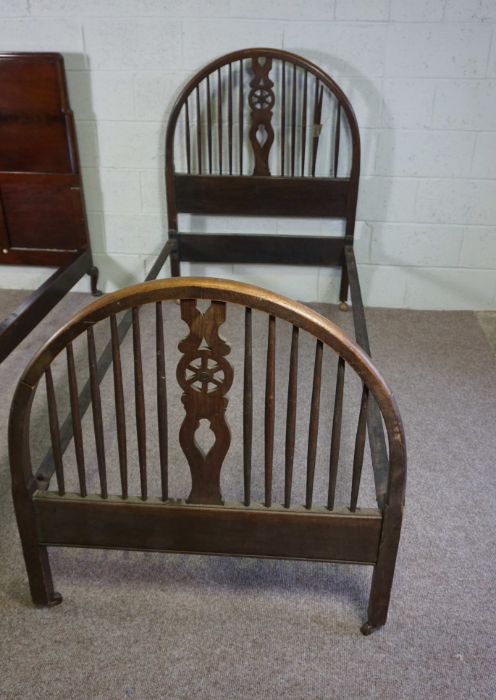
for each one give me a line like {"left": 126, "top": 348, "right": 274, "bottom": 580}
{"left": 14, "top": 500, "right": 62, "bottom": 607}
{"left": 339, "top": 262, "right": 349, "bottom": 311}
{"left": 89, "top": 265, "right": 102, "bottom": 296}
{"left": 361, "top": 505, "right": 403, "bottom": 636}
{"left": 170, "top": 256, "right": 180, "bottom": 277}
{"left": 25, "top": 545, "right": 63, "bottom": 608}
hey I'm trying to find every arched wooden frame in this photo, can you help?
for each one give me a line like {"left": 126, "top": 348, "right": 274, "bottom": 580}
{"left": 164, "top": 48, "right": 361, "bottom": 303}
{"left": 10, "top": 278, "right": 405, "bottom": 635}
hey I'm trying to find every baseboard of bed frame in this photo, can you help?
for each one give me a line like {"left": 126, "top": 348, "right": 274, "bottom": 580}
{"left": 33, "top": 492, "right": 382, "bottom": 565}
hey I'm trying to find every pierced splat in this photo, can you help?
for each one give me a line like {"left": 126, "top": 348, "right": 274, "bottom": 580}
{"left": 177, "top": 299, "right": 233, "bottom": 504}
{"left": 248, "top": 56, "right": 275, "bottom": 175}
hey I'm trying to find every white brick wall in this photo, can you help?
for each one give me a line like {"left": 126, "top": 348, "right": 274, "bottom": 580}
{"left": 1, "top": 0, "right": 496, "bottom": 309}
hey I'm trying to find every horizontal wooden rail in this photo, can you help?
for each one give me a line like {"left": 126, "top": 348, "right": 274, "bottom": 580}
{"left": 34, "top": 492, "right": 382, "bottom": 564}
{"left": 178, "top": 233, "right": 345, "bottom": 266}
{"left": 175, "top": 174, "right": 350, "bottom": 218}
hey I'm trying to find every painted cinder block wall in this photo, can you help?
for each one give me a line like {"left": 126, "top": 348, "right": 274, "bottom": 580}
{"left": 1, "top": 0, "right": 496, "bottom": 310}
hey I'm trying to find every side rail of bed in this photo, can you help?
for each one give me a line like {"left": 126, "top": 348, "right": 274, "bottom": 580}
{"left": 9, "top": 278, "right": 406, "bottom": 634}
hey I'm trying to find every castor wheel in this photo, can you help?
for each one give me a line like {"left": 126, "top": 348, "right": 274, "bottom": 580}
{"left": 360, "top": 621, "right": 381, "bottom": 636}
{"left": 339, "top": 301, "right": 348, "bottom": 312}
{"left": 47, "top": 592, "right": 63, "bottom": 607}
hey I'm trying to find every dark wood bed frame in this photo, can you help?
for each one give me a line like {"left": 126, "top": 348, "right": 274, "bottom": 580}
{"left": 0, "top": 52, "right": 99, "bottom": 364}
{"left": 9, "top": 49, "right": 407, "bottom": 635}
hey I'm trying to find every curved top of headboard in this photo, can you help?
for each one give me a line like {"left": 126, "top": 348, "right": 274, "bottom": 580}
{"left": 165, "top": 48, "right": 361, "bottom": 228}
{"left": 11, "top": 277, "right": 405, "bottom": 506}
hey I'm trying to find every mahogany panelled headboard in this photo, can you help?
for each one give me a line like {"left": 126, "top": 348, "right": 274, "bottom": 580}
{"left": 0, "top": 52, "right": 99, "bottom": 363}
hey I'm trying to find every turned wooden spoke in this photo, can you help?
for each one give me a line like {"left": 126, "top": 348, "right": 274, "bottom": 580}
{"left": 334, "top": 103, "right": 341, "bottom": 177}
{"left": 265, "top": 314, "right": 276, "bottom": 507}
{"left": 110, "top": 314, "right": 128, "bottom": 499}
{"left": 228, "top": 62, "right": 233, "bottom": 175}
{"left": 311, "top": 77, "right": 323, "bottom": 177}
{"left": 291, "top": 63, "right": 297, "bottom": 176}
{"left": 66, "top": 343, "right": 86, "bottom": 497}
{"left": 238, "top": 59, "right": 244, "bottom": 174}
{"left": 217, "top": 68, "right": 223, "bottom": 174}
{"left": 284, "top": 325, "right": 298, "bottom": 508}
{"left": 206, "top": 75, "right": 212, "bottom": 174}
{"left": 281, "top": 59, "right": 286, "bottom": 175}
{"left": 87, "top": 326, "right": 107, "bottom": 499}
{"left": 132, "top": 307, "right": 147, "bottom": 500}
{"left": 243, "top": 307, "right": 253, "bottom": 506}
{"left": 306, "top": 339, "right": 323, "bottom": 509}
{"left": 328, "top": 356, "right": 345, "bottom": 510}
{"left": 301, "top": 69, "right": 308, "bottom": 176}
{"left": 45, "top": 367, "right": 65, "bottom": 496}
{"left": 350, "top": 384, "right": 369, "bottom": 512}
{"left": 195, "top": 85, "right": 202, "bottom": 174}
{"left": 185, "top": 99, "right": 191, "bottom": 174}
{"left": 156, "top": 302, "right": 169, "bottom": 502}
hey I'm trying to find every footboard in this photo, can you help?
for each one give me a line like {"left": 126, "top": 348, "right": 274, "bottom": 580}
{"left": 9, "top": 278, "right": 406, "bottom": 633}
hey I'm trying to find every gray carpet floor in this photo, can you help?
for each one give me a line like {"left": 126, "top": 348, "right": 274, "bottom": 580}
{"left": 0, "top": 288, "right": 495, "bottom": 699}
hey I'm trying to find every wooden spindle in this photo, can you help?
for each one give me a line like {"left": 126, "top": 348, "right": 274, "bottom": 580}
{"left": 328, "top": 356, "right": 345, "bottom": 510}
{"left": 87, "top": 326, "right": 108, "bottom": 499}
{"left": 239, "top": 59, "right": 243, "bottom": 174}
{"left": 301, "top": 69, "right": 308, "bottom": 176}
{"left": 217, "top": 67, "right": 223, "bottom": 174}
{"left": 311, "top": 79, "right": 323, "bottom": 177}
{"left": 206, "top": 75, "right": 212, "bottom": 174}
{"left": 196, "top": 85, "right": 202, "bottom": 174}
{"left": 45, "top": 367, "right": 65, "bottom": 495}
{"left": 334, "top": 103, "right": 341, "bottom": 177}
{"left": 291, "top": 63, "right": 297, "bottom": 176}
{"left": 132, "top": 307, "right": 147, "bottom": 500}
{"left": 110, "top": 314, "right": 128, "bottom": 499}
{"left": 66, "top": 343, "right": 86, "bottom": 497}
{"left": 228, "top": 62, "right": 233, "bottom": 174}
{"left": 185, "top": 99, "right": 191, "bottom": 174}
{"left": 156, "top": 302, "right": 168, "bottom": 502}
{"left": 265, "top": 315, "right": 276, "bottom": 507}
{"left": 350, "top": 385, "right": 369, "bottom": 512}
{"left": 284, "top": 325, "right": 298, "bottom": 508}
{"left": 243, "top": 307, "right": 253, "bottom": 506}
{"left": 281, "top": 60, "right": 286, "bottom": 176}
{"left": 306, "top": 340, "right": 323, "bottom": 509}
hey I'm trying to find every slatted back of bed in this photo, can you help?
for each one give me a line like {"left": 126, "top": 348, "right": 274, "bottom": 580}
{"left": 165, "top": 48, "right": 360, "bottom": 271}
{"left": 11, "top": 279, "right": 405, "bottom": 513}
{"left": 0, "top": 52, "right": 90, "bottom": 267}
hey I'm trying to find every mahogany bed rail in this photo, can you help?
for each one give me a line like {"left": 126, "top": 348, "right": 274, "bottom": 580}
{"left": 9, "top": 278, "right": 406, "bottom": 635}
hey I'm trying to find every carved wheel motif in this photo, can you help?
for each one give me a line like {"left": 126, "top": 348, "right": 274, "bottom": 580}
{"left": 249, "top": 87, "right": 275, "bottom": 111}
{"left": 178, "top": 349, "right": 232, "bottom": 395}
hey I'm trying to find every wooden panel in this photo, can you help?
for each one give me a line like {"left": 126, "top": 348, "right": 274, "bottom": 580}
{"left": 0, "top": 54, "right": 71, "bottom": 173}
{"left": 178, "top": 233, "right": 345, "bottom": 266}
{"left": 174, "top": 174, "right": 350, "bottom": 218}
{"left": 34, "top": 494, "right": 382, "bottom": 564}
{"left": 1, "top": 182, "right": 86, "bottom": 251}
